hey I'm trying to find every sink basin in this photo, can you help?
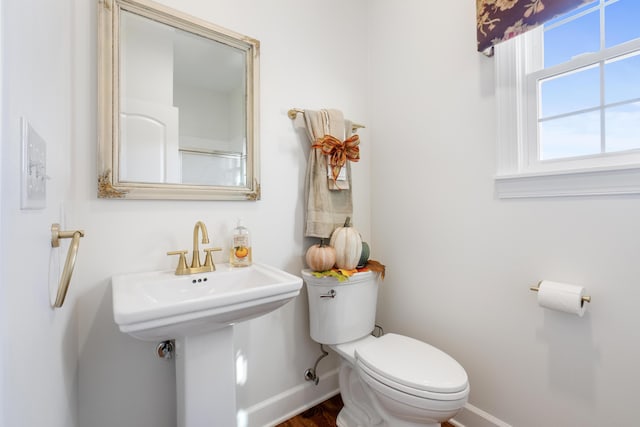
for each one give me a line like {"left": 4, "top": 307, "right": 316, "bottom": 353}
{"left": 112, "top": 262, "right": 303, "bottom": 341}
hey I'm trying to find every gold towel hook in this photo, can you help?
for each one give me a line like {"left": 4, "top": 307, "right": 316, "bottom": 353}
{"left": 51, "top": 223, "right": 85, "bottom": 308}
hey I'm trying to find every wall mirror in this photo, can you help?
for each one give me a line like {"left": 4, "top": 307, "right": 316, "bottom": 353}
{"left": 98, "top": 0, "right": 260, "bottom": 200}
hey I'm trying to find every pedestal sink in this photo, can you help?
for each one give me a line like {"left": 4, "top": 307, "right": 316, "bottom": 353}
{"left": 112, "top": 263, "right": 303, "bottom": 427}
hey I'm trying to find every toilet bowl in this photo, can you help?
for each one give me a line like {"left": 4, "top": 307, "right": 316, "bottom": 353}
{"left": 302, "top": 270, "right": 469, "bottom": 427}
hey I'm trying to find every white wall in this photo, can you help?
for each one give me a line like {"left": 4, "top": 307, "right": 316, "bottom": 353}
{"left": 174, "top": 84, "right": 232, "bottom": 145}
{"left": 121, "top": 11, "right": 175, "bottom": 105}
{"left": 0, "top": 0, "right": 4, "bottom": 421}
{"left": 369, "top": 1, "right": 640, "bottom": 426}
{"left": 0, "top": 0, "right": 78, "bottom": 426}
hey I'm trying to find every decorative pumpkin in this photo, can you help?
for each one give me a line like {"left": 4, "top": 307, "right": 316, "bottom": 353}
{"left": 305, "top": 239, "right": 336, "bottom": 272}
{"left": 358, "top": 241, "right": 370, "bottom": 268}
{"left": 330, "top": 217, "right": 362, "bottom": 270}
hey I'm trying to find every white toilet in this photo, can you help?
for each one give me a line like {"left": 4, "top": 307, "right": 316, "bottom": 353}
{"left": 302, "top": 269, "right": 469, "bottom": 427}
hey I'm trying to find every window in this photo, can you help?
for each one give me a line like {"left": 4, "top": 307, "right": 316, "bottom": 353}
{"left": 495, "top": 0, "right": 640, "bottom": 198}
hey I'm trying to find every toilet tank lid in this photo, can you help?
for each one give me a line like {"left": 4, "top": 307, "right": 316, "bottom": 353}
{"left": 355, "top": 333, "right": 468, "bottom": 394}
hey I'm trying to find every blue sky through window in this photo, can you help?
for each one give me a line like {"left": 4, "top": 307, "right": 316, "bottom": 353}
{"left": 538, "top": 0, "right": 640, "bottom": 161}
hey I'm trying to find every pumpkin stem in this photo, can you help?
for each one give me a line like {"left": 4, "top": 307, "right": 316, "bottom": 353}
{"left": 319, "top": 238, "right": 326, "bottom": 247}
{"left": 344, "top": 216, "right": 351, "bottom": 227}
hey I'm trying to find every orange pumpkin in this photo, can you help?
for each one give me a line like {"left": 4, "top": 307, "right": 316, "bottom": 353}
{"left": 305, "top": 239, "right": 336, "bottom": 272}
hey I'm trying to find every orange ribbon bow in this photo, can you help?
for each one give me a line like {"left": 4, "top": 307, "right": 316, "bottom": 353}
{"left": 312, "top": 134, "right": 360, "bottom": 182}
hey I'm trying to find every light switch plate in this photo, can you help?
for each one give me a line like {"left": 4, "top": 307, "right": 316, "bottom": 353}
{"left": 21, "top": 117, "right": 47, "bottom": 210}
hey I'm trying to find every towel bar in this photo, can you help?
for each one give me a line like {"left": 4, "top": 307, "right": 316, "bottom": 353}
{"left": 288, "top": 108, "right": 365, "bottom": 131}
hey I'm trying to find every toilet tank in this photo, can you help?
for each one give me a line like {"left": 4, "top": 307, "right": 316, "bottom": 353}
{"left": 302, "top": 270, "right": 380, "bottom": 345}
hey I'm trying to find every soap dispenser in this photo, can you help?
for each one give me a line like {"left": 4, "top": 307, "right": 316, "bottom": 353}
{"left": 229, "top": 218, "right": 252, "bottom": 267}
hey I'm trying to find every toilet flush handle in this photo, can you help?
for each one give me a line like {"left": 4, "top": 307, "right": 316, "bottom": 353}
{"left": 320, "top": 289, "right": 336, "bottom": 298}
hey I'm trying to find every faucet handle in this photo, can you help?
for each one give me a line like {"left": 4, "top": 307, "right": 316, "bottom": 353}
{"left": 167, "top": 250, "right": 189, "bottom": 275}
{"left": 203, "top": 247, "right": 223, "bottom": 270}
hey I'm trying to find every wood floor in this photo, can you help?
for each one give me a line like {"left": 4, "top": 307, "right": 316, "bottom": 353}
{"left": 276, "top": 394, "right": 455, "bottom": 427}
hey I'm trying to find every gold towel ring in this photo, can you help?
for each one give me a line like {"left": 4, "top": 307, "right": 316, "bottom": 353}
{"left": 51, "top": 223, "right": 85, "bottom": 308}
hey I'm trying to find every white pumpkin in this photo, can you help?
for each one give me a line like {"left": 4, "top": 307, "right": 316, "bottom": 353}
{"left": 329, "top": 217, "right": 362, "bottom": 270}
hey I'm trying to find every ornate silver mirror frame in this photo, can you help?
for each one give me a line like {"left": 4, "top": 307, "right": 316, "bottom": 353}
{"left": 97, "top": 0, "right": 260, "bottom": 200}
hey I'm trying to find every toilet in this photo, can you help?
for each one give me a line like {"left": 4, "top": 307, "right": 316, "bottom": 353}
{"left": 302, "top": 269, "right": 469, "bottom": 427}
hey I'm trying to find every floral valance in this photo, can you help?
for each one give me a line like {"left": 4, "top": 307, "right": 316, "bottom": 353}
{"left": 477, "top": 0, "right": 596, "bottom": 54}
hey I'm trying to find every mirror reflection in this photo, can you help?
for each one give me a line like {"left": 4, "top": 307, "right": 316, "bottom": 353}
{"left": 119, "top": 11, "right": 247, "bottom": 187}
{"left": 97, "top": 0, "right": 260, "bottom": 200}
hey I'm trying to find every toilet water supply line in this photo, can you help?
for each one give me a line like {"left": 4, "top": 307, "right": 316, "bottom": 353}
{"left": 156, "top": 340, "right": 175, "bottom": 359}
{"left": 304, "top": 325, "right": 385, "bottom": 385}
{"left": 304, "top": 344, "right": 328, "bottom": 385}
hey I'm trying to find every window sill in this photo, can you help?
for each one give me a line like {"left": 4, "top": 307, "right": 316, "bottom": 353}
{"left": 495, "top": 164, "right": 640, "bottom": 198}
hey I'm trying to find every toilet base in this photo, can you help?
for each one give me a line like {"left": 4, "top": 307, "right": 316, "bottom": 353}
{"left": 337, "top": 407, "right": 381, "bottom": 427}
{"left": 336, "top": 358, "right": 443, "bottom": 427}
{"left": 337, "top": 359, "right": 384, "bottom": 426}
{"left": 337, "top": 408, "right": 439, "bottom": 427}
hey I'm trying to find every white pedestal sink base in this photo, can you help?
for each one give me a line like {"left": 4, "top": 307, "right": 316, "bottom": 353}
{"left": 112, "top": 263, "right": 303, "bottom": 426}
{"left": 175, "top": 326, "right": 237, "bottom": 427}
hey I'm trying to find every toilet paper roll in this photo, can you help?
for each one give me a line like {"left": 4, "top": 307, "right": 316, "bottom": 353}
{"left": 537, "top": 280, "right": 587, "bottom": 316}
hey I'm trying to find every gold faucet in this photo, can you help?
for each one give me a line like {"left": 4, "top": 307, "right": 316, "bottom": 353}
{"left": 167, "top": 221, "right": 222, "bottom": 275}
{"left": 191, "top": 221, "right": 209, "bottom": 269}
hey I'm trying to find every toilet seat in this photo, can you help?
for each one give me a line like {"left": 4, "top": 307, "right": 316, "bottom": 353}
{"left": 355, "top": 333, "right": 469, "bottom": 401}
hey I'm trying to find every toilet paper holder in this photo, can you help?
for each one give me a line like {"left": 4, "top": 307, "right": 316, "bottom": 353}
{"left": 530, "top": 282, "right": 592, "bottom": 304}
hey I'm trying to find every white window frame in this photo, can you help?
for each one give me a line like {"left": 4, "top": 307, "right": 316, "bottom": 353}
{"left": 494, "top": 23, "right": 640, "bottom": 198}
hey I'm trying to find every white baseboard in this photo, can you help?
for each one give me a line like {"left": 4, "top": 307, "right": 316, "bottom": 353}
{"left": 243, "top": 370, "right": 511, "bottom": 427}
{"left": 452, "top": 402, "right": 513, "bottom": 427}
{"left": 243, "top": 368, "right": 340, "bottom": 427}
